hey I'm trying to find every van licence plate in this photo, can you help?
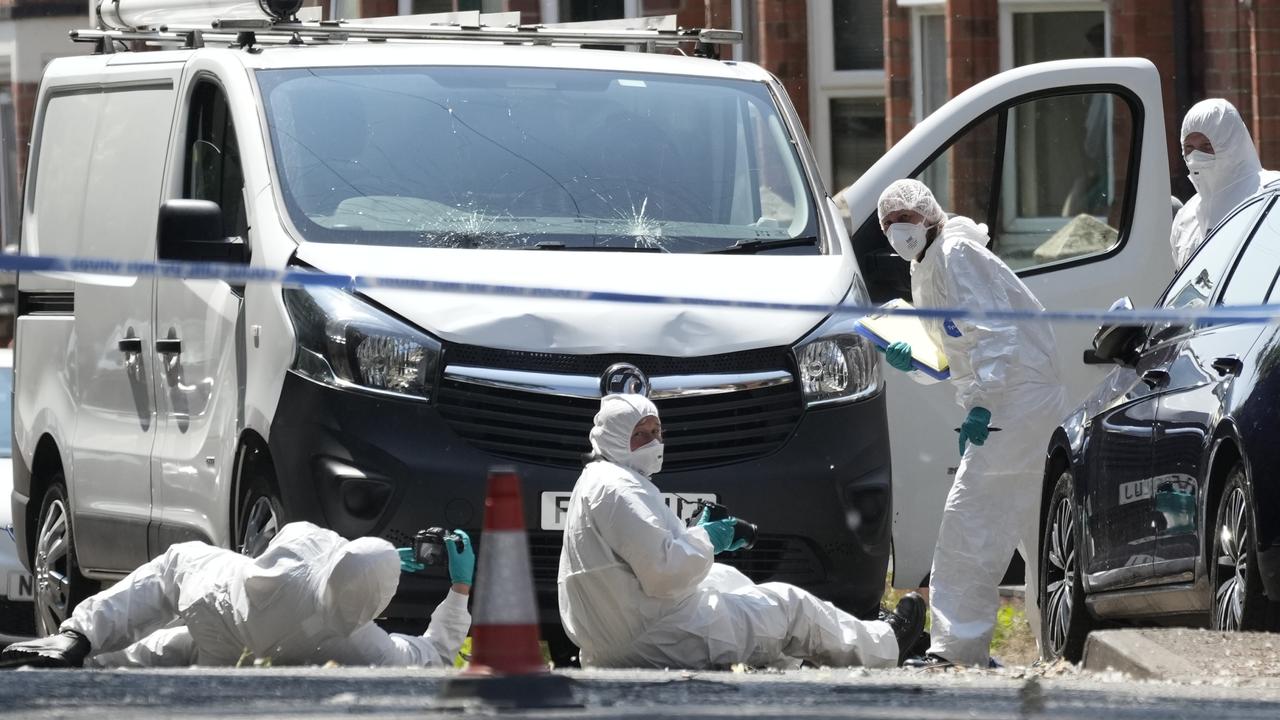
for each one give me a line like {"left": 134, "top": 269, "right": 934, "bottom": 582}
{"left": 540, "top": 491, "right": 717, "bottom": 531}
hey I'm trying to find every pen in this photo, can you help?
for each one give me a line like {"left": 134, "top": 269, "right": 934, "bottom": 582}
{"left": 953, "top": 427, "right": 1003, "bottom": 432}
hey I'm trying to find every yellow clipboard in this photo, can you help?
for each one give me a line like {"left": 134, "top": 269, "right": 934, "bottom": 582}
{"left": 853, "top": 298, "right": 951, "bottom": 381}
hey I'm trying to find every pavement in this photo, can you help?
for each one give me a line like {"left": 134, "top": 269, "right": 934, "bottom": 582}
{"left": 4, "top": 663, "right": 1280, "bottom": 719}
{"left": 1082, "top": 628, "right": 1280, "bottom": 686}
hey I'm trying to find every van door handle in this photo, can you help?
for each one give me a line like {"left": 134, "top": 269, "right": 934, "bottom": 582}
{"left": 1211, "top": 356, "right": 1243, "bottom": 377}
{"left": 1141, "top": 369, "right": 1171, "bottom": 389}
{"left": 155, "top": 338, "right": 182, "bottom": 355}
{"left": 117, "top": 337, "right": 142, "bottom": 354}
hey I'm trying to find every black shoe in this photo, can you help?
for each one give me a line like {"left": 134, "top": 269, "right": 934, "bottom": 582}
{"left": 0, "top": 630, "right": 91, "bottom": 669}
{"left": 903, "top": 652, "right": 954, "bottom": 670}
{"left": 882, "top": 593, "right": 926, "bottom": 666}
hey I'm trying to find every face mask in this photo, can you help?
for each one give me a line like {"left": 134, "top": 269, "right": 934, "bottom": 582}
{"left": 886, "top": 222, "right": 928, "bottom": 260}
{"left": 627, "top": 440, "right": 664, "bottom": 476}
{"left": 1185, "top": 150, "right": 1216, "bottom": 175}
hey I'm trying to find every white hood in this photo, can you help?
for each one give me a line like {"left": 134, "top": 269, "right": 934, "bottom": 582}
{"left": 294, "top": 244, "right": 854, "bottom": 356}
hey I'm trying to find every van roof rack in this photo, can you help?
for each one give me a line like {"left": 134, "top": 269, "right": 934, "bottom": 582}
{"left": 70, "top": 11, "right": 742, "bottom": 57}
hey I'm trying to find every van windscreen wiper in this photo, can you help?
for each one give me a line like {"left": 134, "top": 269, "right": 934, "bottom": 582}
{"left": 525, "top": 241, "right": 666, "bottom": 252}
{"left": 703, "top": 237, "right": 819, "bottom": 254}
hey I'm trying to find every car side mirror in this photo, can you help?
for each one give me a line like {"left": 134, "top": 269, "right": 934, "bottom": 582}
{"left": 157, "top": 199, "right": 248, "bottom": 264}
{"left": 1089, "top": 296, "right": 1143, "bottom": 367}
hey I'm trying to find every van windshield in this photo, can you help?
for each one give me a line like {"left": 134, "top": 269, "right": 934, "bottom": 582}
{"left": 256, "top": 66, "right": 819, "bottom": 253}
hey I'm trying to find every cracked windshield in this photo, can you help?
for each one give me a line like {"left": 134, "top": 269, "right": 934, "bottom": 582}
{"left": 257, "top": 66, "right": 818, "bottom": 253}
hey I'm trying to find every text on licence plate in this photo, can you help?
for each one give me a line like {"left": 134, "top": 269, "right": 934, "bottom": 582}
{"left": 540, "top": 491, "right": 717, "bottom": 530}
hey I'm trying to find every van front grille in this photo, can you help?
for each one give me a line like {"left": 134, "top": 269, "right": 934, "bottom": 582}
{"left": 435, "top": 376, "right": 804, "bottom": 471}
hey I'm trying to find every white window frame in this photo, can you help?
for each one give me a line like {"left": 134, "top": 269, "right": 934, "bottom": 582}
{"left": 909, "top": 6, "right": 945, "bottom": 124}
{"left": 807, "top": 0, "right": 886, "bottom": 189}
{"left": 997, "top": 1, "right": 1111, "bottom": 237}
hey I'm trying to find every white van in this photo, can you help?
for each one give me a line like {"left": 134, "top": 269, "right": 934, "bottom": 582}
{"left": 11, "top": 5, "right": 1173, "bottom": 651}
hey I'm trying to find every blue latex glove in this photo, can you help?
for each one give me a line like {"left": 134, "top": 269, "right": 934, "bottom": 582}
{"left": 698, "top": 507, "right": 748, "bottom": 554}
{"left": 958, "top": 406, "right": 992, "bottom": 455}
{"left": 397, "top": 547, "right": 424, "bottom": 574}
{"left": 447, "top": 529, "right": 475, "bottom": 586}
{"left": 881, "top": 341, "right": 914, "bottom": 372}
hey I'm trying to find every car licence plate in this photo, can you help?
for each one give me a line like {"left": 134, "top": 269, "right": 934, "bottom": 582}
{"left": 6, "top": 571, "right": 33, "bottom": 602}
{"left": 540, "top": 491, "right": 717, "bottom": 531}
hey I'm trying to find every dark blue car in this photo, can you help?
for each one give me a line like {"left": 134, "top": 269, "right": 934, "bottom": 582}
{"left": 1040, "top": 182, "right": 1280, "bottom": 661}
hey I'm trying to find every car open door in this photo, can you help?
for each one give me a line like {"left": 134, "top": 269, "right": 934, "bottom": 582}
{"left": 839, "top": 58, "right": 1173, "bottom": 590}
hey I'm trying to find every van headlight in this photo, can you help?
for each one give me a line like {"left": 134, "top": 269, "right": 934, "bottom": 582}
{"left": 283, "top": 285, "right": 440, "bottom": 401}
{"left": 792, "top": 294, "right": 880, "bottom": 406}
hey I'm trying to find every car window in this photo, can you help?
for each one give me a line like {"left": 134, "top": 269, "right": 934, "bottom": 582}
{"left": 1220, "top": 197, "right": 1279, "bottom": 306}
{"left": 1149, "top": 197, "right": 1266, "bottom": 343}
{"left": 185, "top": 82, "right": 247, "bottom": 240}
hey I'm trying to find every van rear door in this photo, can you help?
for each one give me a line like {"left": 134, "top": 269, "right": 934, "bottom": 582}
{"left": 840, "top": 58, "right": 1172, "bottom": 590}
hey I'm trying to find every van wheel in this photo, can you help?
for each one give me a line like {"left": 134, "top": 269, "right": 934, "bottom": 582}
{"left": 32, "top": 479, "right": 95, "bottom": 636}
{"left": 237, "top": 476, "right": 283, "bottom": 559}
{"left": 1209, "top": 465, "right": 1270, "bottom": 631}
{"left": 1040, "top": 469, "right": 1091, "bottom": 662}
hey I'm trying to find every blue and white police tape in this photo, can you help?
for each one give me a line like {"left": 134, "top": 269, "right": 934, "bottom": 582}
{"left": 5, "top": 250, "right": 1280, "bottom": 326}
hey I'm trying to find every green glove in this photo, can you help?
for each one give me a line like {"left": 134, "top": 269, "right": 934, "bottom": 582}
{"left": 697, "top": 507, "right": 747, "bottom": 554}
{"left": 958, "top": 406, "right": 992, "bottom": 455}
{"left": 397, "top": 547, "right": 424, "bottom": 574}
{"left": 881, "top": 341, "right": 914, "bottom": 372}
{"left": 446, "top": 529, "right": 475, "bottom": 586}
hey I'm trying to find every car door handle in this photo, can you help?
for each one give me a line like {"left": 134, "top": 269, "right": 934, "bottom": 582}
{"left": 1211, "top": 356, "right": 1243, "bottom": 377}
{"left": 117, "top": 337, "right": 142, "bottom": 354}
{"left": 1141, "top": 369, "right": 1171, "bottom": 389}
{"left": 155, "top": 338, "right": 182, "bottom": 355}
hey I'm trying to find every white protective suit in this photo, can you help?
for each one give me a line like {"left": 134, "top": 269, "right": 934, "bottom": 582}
{"left": 557, "top": 394, "right": 899, "bottom": 669}
{"left": 1171, "top": 99, "right": 1280, "bottom": 268}
{"left": 875, "top": 179, "right": 1069, "bottom": 666}
{"left": 64, "top": 521, "right": 470, "bottom": 668}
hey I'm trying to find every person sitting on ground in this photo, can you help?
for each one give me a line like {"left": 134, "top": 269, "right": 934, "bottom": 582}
{"left": 557, "top": 393, "right": 926, "bottom": 670}
{"left": 0, "top": 521, "right": 473, "bottom": 668}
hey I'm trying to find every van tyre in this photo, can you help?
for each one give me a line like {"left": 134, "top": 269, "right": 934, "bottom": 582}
{"left": 32, "top": 479, "right": 95, "bottom": 636}
{"left": 1040, "top": 469, "right": 1092, "bottom": 662}
{"left": 237, "top": 475, "right": 284, "bottom": 559}
{"left": 1209, "top": 465, "right": 1274, "bottom": 631}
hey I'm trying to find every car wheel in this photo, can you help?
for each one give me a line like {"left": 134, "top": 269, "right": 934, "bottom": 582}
{"left": 1040, "top": 468, "right": 1092, "bottom": 662}
{"left": 1209, "top": 464, "right": 1269, "bottom": 631}
{"left": 32, "top": 479, "right": 95, "bottom": 636}
{"left": 236, "top": 476, "right": 284, "bottom": 559}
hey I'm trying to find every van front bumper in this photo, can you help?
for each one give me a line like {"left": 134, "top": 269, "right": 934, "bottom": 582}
{"left": 268, "top": 372, "right": 892, "bottom": 622}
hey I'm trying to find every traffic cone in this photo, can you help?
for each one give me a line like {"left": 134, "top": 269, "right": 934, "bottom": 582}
{"left": 439, "top": 466, "right": 577, "bottom": 708}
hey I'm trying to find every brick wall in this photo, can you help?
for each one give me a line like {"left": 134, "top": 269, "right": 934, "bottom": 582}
{"left": 945, "top": 0, "right": 997, "bottom": 218}
{"left": 757, "top": 0, "right": 808, "bottom": 130}
{"left": 1249, "top": 1, "right": 1280, "bottom": 169}
{"left": 883, "top": 0, "right": 910, "bottom": 145}
{"left": 1111, "top": 0, "right": 1179, "bottom": 180}
{"left": 1202, "top": 0, "right": 1251, "bottom": 125}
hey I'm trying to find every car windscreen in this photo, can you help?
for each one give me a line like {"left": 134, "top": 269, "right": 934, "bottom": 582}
{"left": 256, "top": 66, "right": 819, "bottom": 253}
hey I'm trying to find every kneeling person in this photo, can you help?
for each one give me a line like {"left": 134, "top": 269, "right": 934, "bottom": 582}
{"left": 1, "top": 521, "right": 473, "bottom": 668}
{"left": 557, "top": 394, "right": 925, "bottom": 669}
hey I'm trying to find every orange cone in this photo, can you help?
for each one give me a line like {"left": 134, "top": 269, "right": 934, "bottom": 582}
{"left": 440, "top": 466, "right": 577, "bottom": 708}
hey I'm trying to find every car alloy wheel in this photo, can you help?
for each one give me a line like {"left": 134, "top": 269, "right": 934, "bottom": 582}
{"left": 31, "top": 481, "right": 93, "bottom": 637}
{"left": 239, "top": 495, "right": 280, "bottom": 559}
{"left": 1040, "top": 468, "right": 1092, "bottom": 662}
{"left": 1210, "top": 464, "right": 1268, "bottom": 631}
{"left": 33, "top": 494, "right": 72, "bottom": 636}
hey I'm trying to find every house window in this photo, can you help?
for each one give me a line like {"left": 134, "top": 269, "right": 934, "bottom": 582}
{"left": 833, "top": 1, "right": 884, "bottom": 71}
{"left": 998, "top": 2, "right": 1109, "bottom": 265}
{"left": 809, "top": 0, "right": 887, "bottom": 190}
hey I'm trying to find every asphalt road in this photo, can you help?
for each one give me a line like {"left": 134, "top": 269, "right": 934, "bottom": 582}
{"left": 3, "top": 664, "right": 1280, "bottom": 719}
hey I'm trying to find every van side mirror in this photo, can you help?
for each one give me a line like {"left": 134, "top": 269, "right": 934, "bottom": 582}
{"left": 157, "top": 199, "right": 248, "bottom": 264}
{"left": 1089, "top": 296, "right": 1143, "bottom": 367}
